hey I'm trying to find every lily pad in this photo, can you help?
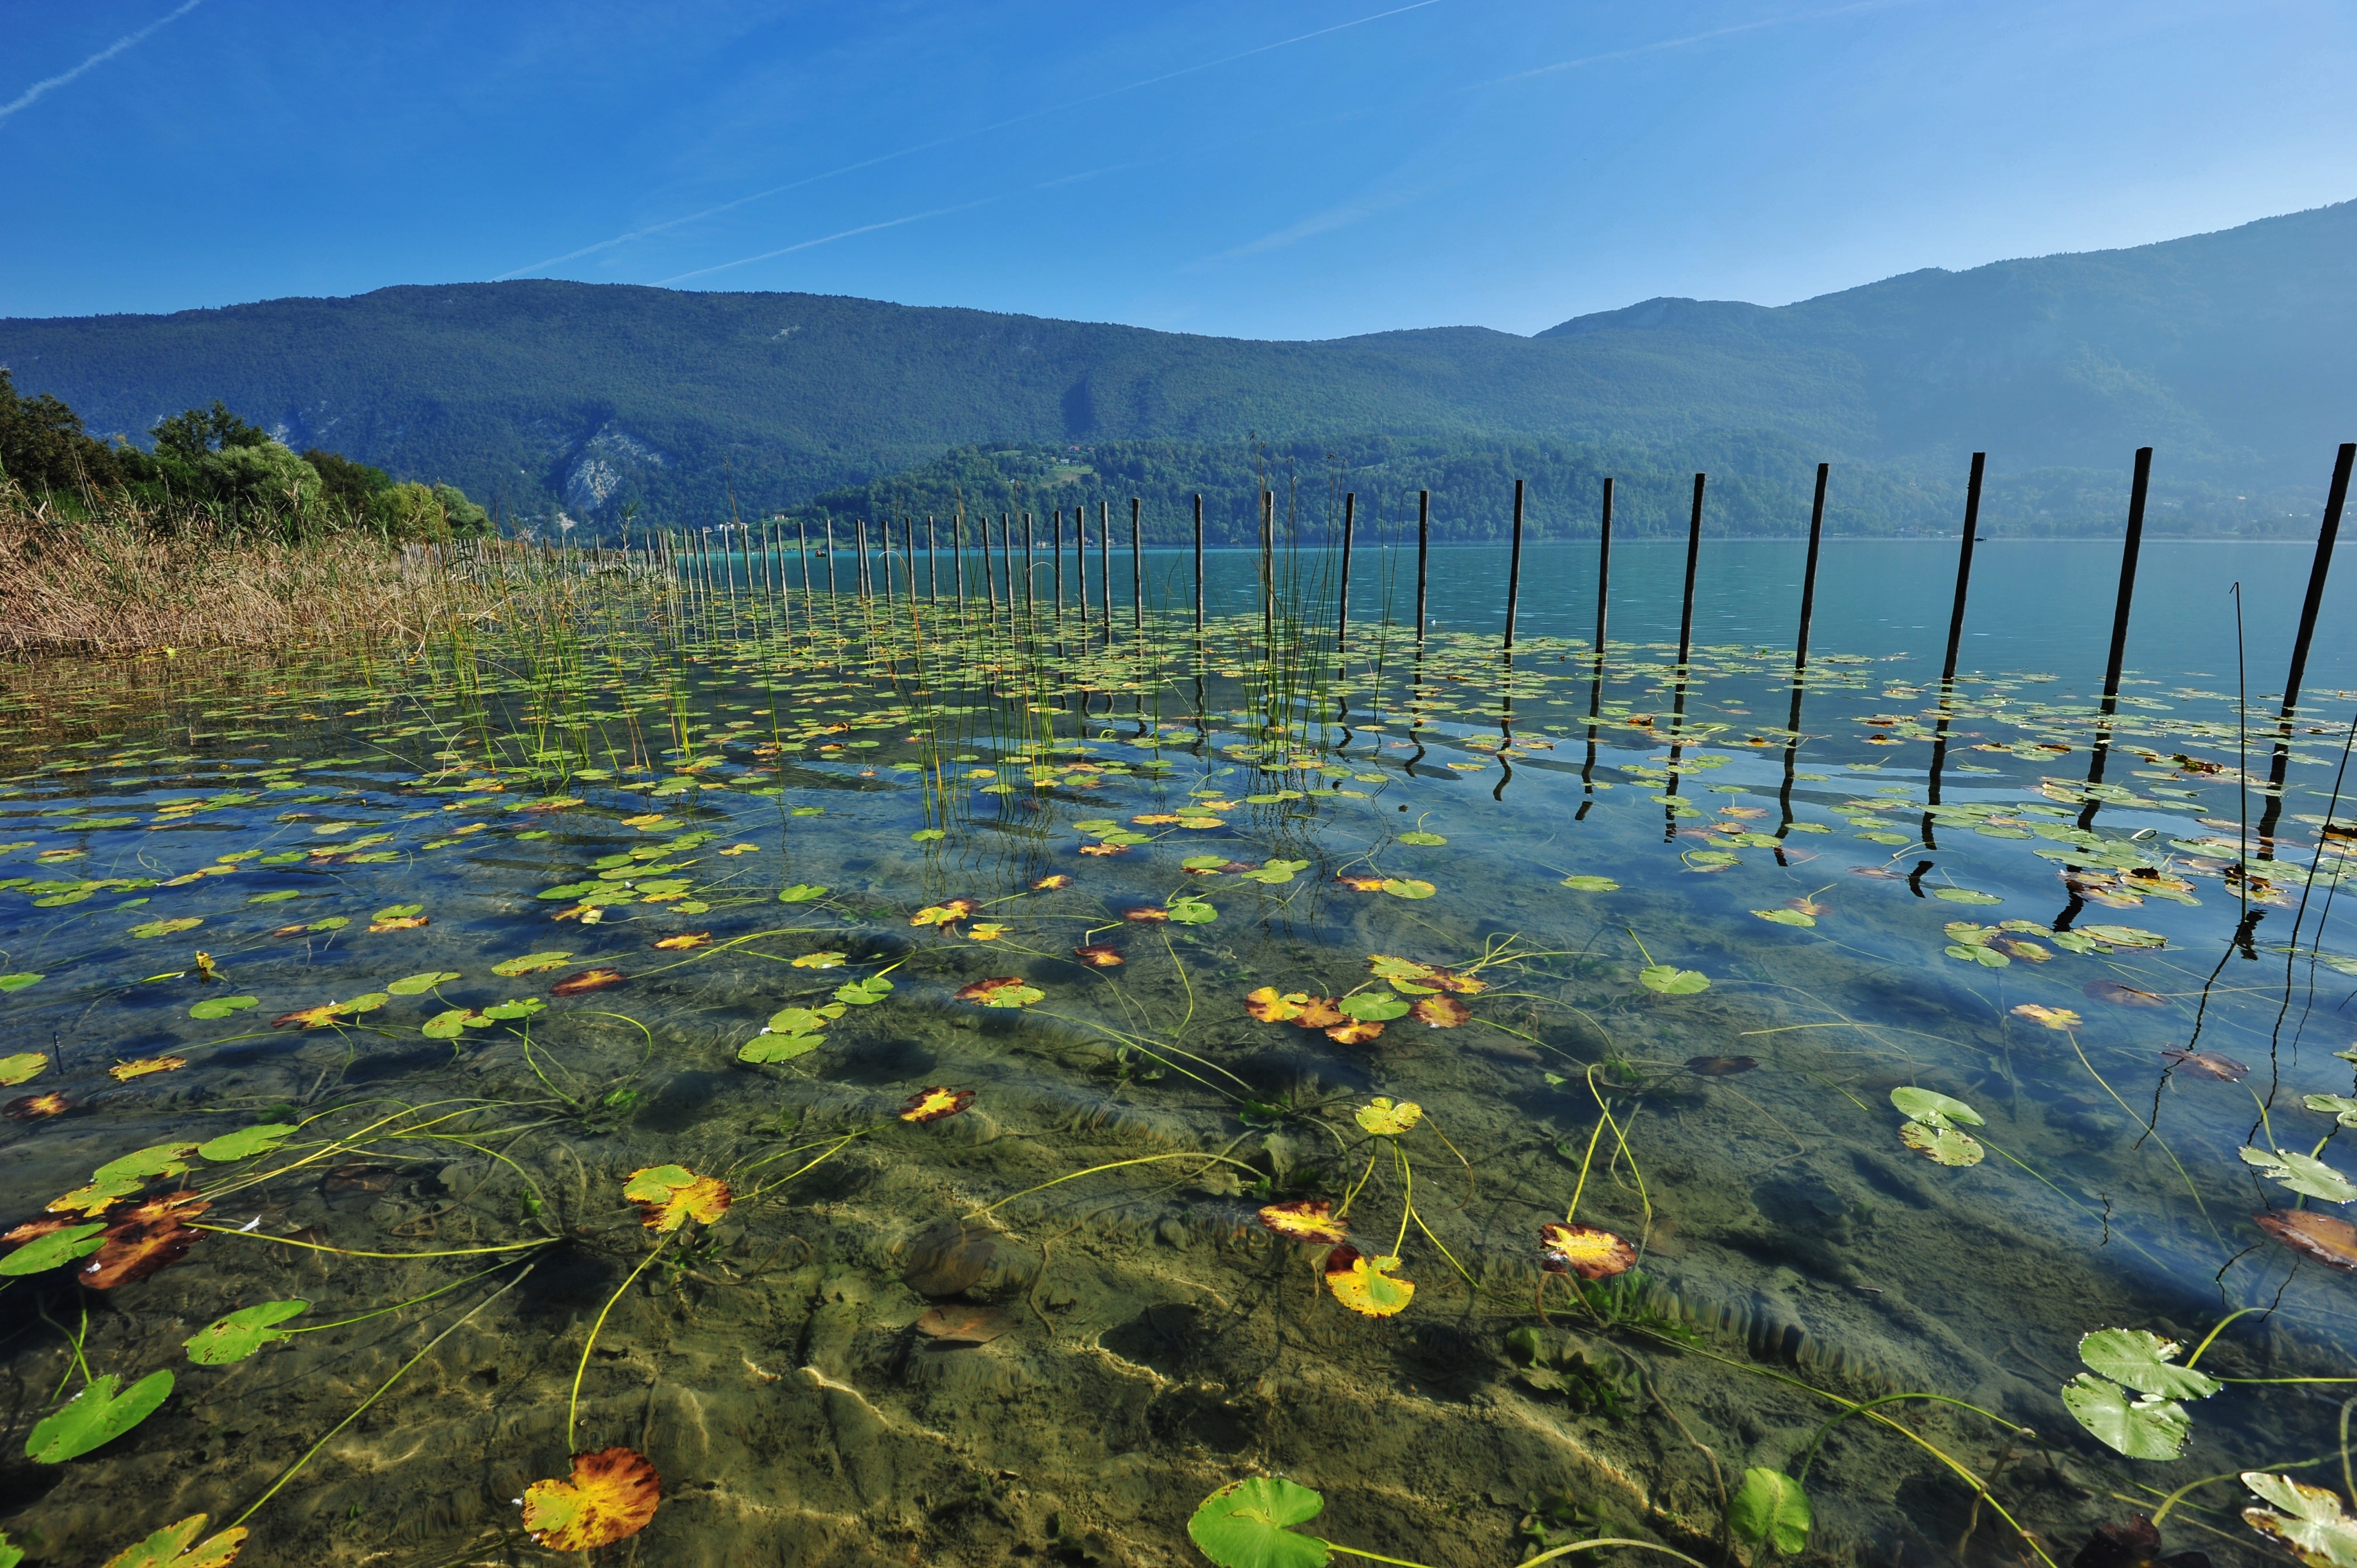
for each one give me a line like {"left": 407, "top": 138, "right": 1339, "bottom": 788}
{"left": 2240, "top": 1146, "right": 2357, "bottom": 1204}
{"left": 95, "top": 1513, "right": 247, "bottom": 1568}
{"left": 491, "top": 952, "right": 572, "bottom": 976}
{"left": 1255, "top": 1200, "right": 1348, "bottom": 1244}
{"left": 1890, "top": 1086, "right": 1983, "bottom": 1128}
{"left": 1335, "top": 993, "right": 1409, "bottom": 1023}
{"left": 2077, "top": 1328, "right": 2221, "bottom": 1400}
{"left": 0, "top": 1051, "right": 48, "bottom": 1085}
{"left": 776, "top": 884, "right": 829, "bottom": 903}
{"left": 834, "top": 976, "right": 893, "bottom": 1005}
{"left": 1752, "top": 908, "right": 1816, "bottom": 927}
{"left": 1899, "top": 1121, "right": 1985, "bottom": 1166}
{"left": 1379, "top": 879, "right": 1435, "bottom": 900}
{"left": 185, "top": 1301, "right": 307, "bottom": 1365}
{"left": 522, "top": 1446, "right": 662, "bottom": 1551}
{"left": 385, "top": 972, "right": 460, "bottom": 996}
{"left": 622, "top": 1166, "right": 730, "bottom": 1231}
{"left": 187, "top": 996, "right": 259, "bottom": 1020}
{"left": 1354, "top": 1097, "right": 1422, "bottom": 1136}
{"left": 1187, "top": 1476, "right": 1330, "bottom": 1568}
{"left": 1559, "top": 875, "right": 1619, "bottom": 892}
{"left": 1933, "top": 888, "right": 2003, "bottom": 905}
{"left": 1538, "top": 1222, "right": 1635, "bottom": 1280}
{"left": 740, "top": 1033, "right": 824, "bottom": 1064}
{"left": 1237, "top": 859, "right": 1310, "bottom": 885}
{"left": 195, "top": 1124, "right": 296, "bottom": 1162}
{"left": 0, "top": 1223, "right": 106, "bottom": 1276}
{"left": 25, "top": 1370, "right": 175, "bottom": 1463}
{"left": 2243, "top": 1471, "right": 2357, "bottom": 1568}
{"left": 2062, "top": 1373, "right": 2190, "bottom": 1459}
{"left": 1324, "top": 1245, "right": 1414, "bottom": 1317}
{"left": 129, "top": 918, "right": 202, "bottom": 939}
{"left": 1397, "top": 831, "right": 1448, "bottom": 846}
{"left": 1166, "top": 896, "right": 1218, "bottom": 924}
{"left": 1728, "top": 1468, "right": 1813, "bottom": 1556}
{"left": 1638, "top": 964, "right": 1710, "bottom": 996}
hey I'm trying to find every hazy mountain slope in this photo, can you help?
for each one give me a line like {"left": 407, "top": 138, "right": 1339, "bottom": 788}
{"left": 1, "top": 200, "right": 2347, "bottom": 529}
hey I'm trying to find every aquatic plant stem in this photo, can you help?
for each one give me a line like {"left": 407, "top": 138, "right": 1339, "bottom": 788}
{"left": 569, "top": 1239, "right": 668, "bottom": 1450}
{"left": 290, "top": 1258, "right": 520, "bottom": 1334}
{"left": 2065, "top": 1029, "right": 2213, "bottom": 1227}
{"left": 979, "top": 1151, "right": 1262, "bottom": 1215}
{"left": 230, "top": 1265, "right": 532, "bottom": 1530}
{"left": 190, "top": 1225, "right": 556, "bottom": 1261}
{"left": 1519, "top": 1540, "right": 1711, "bottom": 1568}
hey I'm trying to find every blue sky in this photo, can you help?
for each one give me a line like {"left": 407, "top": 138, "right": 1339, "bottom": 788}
{"left": 1, "top": 1, "right": 2349, "bottom": 338}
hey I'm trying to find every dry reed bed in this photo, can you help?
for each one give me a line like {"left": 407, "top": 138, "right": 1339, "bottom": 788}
{"left": 0, "top": 491, "right": 503, "bottom": 657}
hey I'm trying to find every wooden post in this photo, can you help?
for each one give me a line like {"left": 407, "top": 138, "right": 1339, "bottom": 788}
{"left": 1260, "top": 489, "right": 1275, "bottom": 653}
{"left": 952, "top": 504, "right": 966, "bottom": 615}
{"left": 1792, "top": 465, "right": 1828, "bottom": 677}
{"left": 1939, "top": 453, "right": 1987, "bottom": 688}
{"left": 824, "top": 519, "right": 837, "bottom": 599}
{"left": 1192, "top": 493, "right": 1204, "bottom": 638}
{"left": 2098, "top": 448, "right": 2154, "bottom": 713}
{"left": 1098, "top": 499, "right": 1113, "bottom": 633}
{"left": 1414, "top": 489, "right": 1429, "bottom": 646}
{"left": 1001, "top": 513, "right": 1015, "bottom": 622}
{"left": 797, "top": 520, "right": 814, "bottom": 600}
{"left": 2257, "top": 441, "right": 2354, "bottom": 844}
{"left": 1503, "top": 478, "right": 1525, "bottom": 654}
{"left": 1130, "top": 496, "right": 1143, "bottom": 632}
{"left": 982, "top": 513, "right": 999, "bottom": 615}
{"left": 1052, "top": 508, "right": 1066, "bottom": 618}
{"left": 1594, "top": 477, "right": 1614, "bottom": 662}
{"left": 1338, "top": 491, "right": 1355, "bottom": 655}
{"left": 1677, "top": 474, "right": 1705, "bottom": 669}
{"left": 927, "top": 514, "right": 938, "bottom": 602}
{"left": 1075, "top": 504, "right": 1089, "bottom": 634}
{"left": 1022, "top": 511, "right": 1035, "bottom": 618}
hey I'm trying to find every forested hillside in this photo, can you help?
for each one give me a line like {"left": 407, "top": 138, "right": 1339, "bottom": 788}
{"left": 2, "top": 200, "right": 2349, "bottom": 539}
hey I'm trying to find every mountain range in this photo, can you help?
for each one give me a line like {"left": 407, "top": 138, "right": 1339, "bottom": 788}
{"left": 2, "top": 199, "right": 2350, "bottom": 539}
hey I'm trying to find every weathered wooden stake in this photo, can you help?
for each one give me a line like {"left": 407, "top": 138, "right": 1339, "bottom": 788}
{"left": 1676, "top": 473, "right": 1705, "bottom": 669}
{"left": 1098, "top": 499, "right": 1113, "bottom": 633}
{"left": 2098, "top": 448, "right": 2155, "bottom": 712}
{"left": 1192, "top": 493, "right": 1204, "bottom": 638}
{"left": 1939, "top": 453, "right": 1987, "bottom": 688}
{"left": 1052, "top": 508, "right": 1066, "bottom": 617}
{"left": 1260, "top": 489, "right": 1276, "bottom": 653}
{"left": 1414, "top": 489, "right": 1429, "bottom": 646}
{"left": 1338, "top": 491, "right": 1356, "bottom": 655}
{"left": 1503, "top": 478, "right": 1525, "bottom": 654}
{"left": 1594, "top": 477, "right": 1614, "bottom": 661}
{"left": 1130, "top": 496, "right": 1143, "bottom": 632}
{"left": 2258, "top": 441, "right": 2354, "bottom": 844}
{"left": 824, "top": 519, "right": 837, "bottom": 599}
{"left": 1075, "top": 506, "right": 1089, "bottom": 633}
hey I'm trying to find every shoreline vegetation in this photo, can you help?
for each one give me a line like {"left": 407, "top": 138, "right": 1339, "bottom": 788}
{"left": 0, "top": 374, "right": 502, "bottom": 656}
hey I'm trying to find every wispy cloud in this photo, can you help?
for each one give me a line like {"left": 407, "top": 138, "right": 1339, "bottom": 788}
{"left": 493, "top": 0, "right": 1448, "bottom": 281}
{"left": 656, "top": 197, "right": 1002, "bottom": 285}
{"left": 1492, "top": 0, "right": 1913, "bottom": 84}
{"left": 0, "top": 0, "right": 204, "bottom": 127}
{"left": 1205, "top": 184, "right": 1429, "bottom": 263}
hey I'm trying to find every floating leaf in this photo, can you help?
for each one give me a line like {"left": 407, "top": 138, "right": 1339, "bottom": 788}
{"left": 833, "top": 975, "right": 893, "bottom": 1005}
{"left": 195, "top": 1125, "right": 296, "bottom": 1162}
{"left": 1187, "top": 1476, "right": 1330, "bottom": 1568}
{"left": 955, "top": 977, "right": 1041, "bottom": 1008}
{"left": 1900, "top": 1121, "right": 1986, "bottom": 1166}
{"left": 2010, "top": 1003, "right": 2082, "bottom": 1031}
{"left": 94, "top": 1144, "right": 200, "bottom": 1184}
{"left": 1166, "top": 896, "right": 1219, "bottom": 925}
{"left": 82, "top": 1216, "right": 200, "bottom": 1288}
{"left": 47, "top": 1174, "right": 141, "bottom": 1215}
{"left": 900, "top": 1087, "right": 975, "bottom": 1123}
{"left": 1947, "top": 942, "right": 2011, "bottom": 967}
{"left": 1324, "top": 1019, "right": 1386, "bottom": 1044}
{"left": 1397, "top": 831, "right": 1448, "bottom": 846}
{"left": 1355, "top": 1098, "right": 1422, "bottom": 1136}
{"left": 652, "top": 932, "right": 711, "bottom": 951}
{"left": 1638, "top": 964, "right": 1710, "bottom": 996}
{"left": 2308, "top": 1094, "right": 2357, "bottom": 1128}
{"left": 1933, "top": 888, "right": 2003, "bottom": 905}
{"left": 372, "top": 903, "right": 423, "bottom": 921}
{"left": 1539, "top": 1223, "right": 1635, "bottom": 1280}
{"left": 0, "top": 972, "right": 43, "bottom": 991}
{"left": 1752, "top": 907, "right": 1817, "bottom": 927}
{"left": 422, "top": 1009, "right": 488, "bottom": 1039}
{"left": 1072, "top": 945, "right": 1123, "bottom": 968}
{"left": 184, "top": 1302, "right": 307, "bottom": 1365}
{"left": 2242, "top": 1472, "right": 2357, "bottom": 1568}
{"left": 2078, "top": 1329, "right": 2222, "bottom": 1400}
{"left": 0, "top": 1223, "right": 106, "bottom": 1276}
{"left": 368, "top": 915, "right": 428, "bottom": 932}
{"left": 739, "top": 1033, "right": 823, "bottom": 1064}
{"left": 790, "top": 951, "right": 847, "bottom": 969}
{"left": 25, "top": 1369, "right": 175, "bottom": 1463}
{"left": 492, "top": 951, "right": 572, "bottom": 976}
{"left": 622, "top": 1166, "right": 731, "bottom": 1231}
{"left": 1033, "top": 874, "right": 1073, "bottom": 890}
{"left": 1560, "top": 875, "right": 1619, "bottom": 892}
{"left": 912, "top": 899, "right": 978, "bottom": 928}
{"left": 6, "top": 1092, "right": 69, "bottom": 1120}
{"left": 910, "top": 829, "right": 946, "bottom": 843}
{"left": 1246, "top": 987, "right": 1309, "bottom": 1023}
{"left": 765, "top": 1004, "right": 845, "bottom": 1034}
{"left": 0, "top": 1051, "right": 47, "bottom": 1085}
{"left": 186, "top": 994, "right": 259, "bottom": 1021}
{"left": 2240, "top": 1146, "right": 2357, "bottom": 1204}
{"left": 2256, "top": 1209, "right": 2357, "bottom": 1272}
{"left": 1337, "top": 992, "right": 1409, "bottom": 1022}
{"left": 1409, "top": 995, "right": 1469, "bottom": 1029}
{"left": 1255, "top": 1200, "right": 1348, "bottom": 1244}
{"left": 109, "top": 1056, "right": 186, "bottom": 1081}
{"left": 1237, "top": 859, "right": 1310, "bottom": 885}
{"left": 1324, "top": 1245, "right": 1414, "bottom": 1317}
{"left": 2063, "top": 1373, "right": 2190, "bottom": 1459}
{"left": 387, "top": 972, "right": 460, "bottom": 996}
{"left": 1728, "top": 1469, "right": 1812, "bottom": 1556}
{"left": 776, "top": 884, "right": 829, "bottom": 903}
{"left": 1891, "top": 1086, "right": 1984, "bottom": 1128}
{"left": 96, "top": 1512, "right": 246, "bottom": 1568}
{"left": 2083, "top": 924, "right": 2168, "bottom": 950}
{"left": 521, "top": 1447, "right": 662, "bottom": 1552}
{"left": 130, "top": 918, "right": 203, "bottom": 939}
{"left": 550, "top": 968, "right": 625, "bottom": 997}
{"left": 1380, "top": 878, "right": 1436, "bottom": 900}
{"left": 2163, "top": 1047, "right": 2249, "bottom": 1082}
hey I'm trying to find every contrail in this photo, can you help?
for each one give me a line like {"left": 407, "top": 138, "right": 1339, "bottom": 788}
{"left": 1493, "top": 0, "right": 1913, "bottom": 84}
{"left": 0, "top": 0, "right": 204, "bottom": 126}
{"left": 492, "top": 0, "right": 1447, "bottom": 281}
{"left": 655, "top": 197, "right": 1002, "bottom": 286}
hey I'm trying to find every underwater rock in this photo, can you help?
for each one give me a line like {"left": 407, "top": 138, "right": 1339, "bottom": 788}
{"left": 899, "top": 1222, "right": 1041, "bottom": 1301}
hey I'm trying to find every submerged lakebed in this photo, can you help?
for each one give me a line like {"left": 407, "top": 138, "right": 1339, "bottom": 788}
{"left": 0, "top": 539, "right": 2353, "bottom": 1568}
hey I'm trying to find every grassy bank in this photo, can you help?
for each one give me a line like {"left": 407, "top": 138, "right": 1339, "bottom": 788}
{"left": 0, "top": 483, "right": 498, "bottom": 657}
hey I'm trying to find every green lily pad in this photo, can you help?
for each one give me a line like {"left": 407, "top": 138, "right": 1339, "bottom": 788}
{"left": 1933, "top": 888, "right": 2003, "bottom": 905}
{"left": 1727, "top": 1468, "right": 1812, "bottom": 1556}
{"left": 2305, "top": 1094, "right": 2357, "bottom": 1128}
{"left": 185, "top": 1301, "right": 307, "bottom": 1365}
{"left": 196, "top": 1124, "right": 297, "bottom": 1162}
{"left": 1397, "top": 832, "right": 1447, "bottom": 846}
{"left": 1186, "top": 1476, "right": 1331, "bottom": 1568}
{"left": 129, "top": 917, "right": 203, "bottom": 939}
{"left": 387, "top": 971, "right": 461, "bottom": 996}
{"left": 1237, "top": 860, "right": 1309, "bottom": 885}
{"left": 479, "top": 998, "right": 547, "bottom": 1021}
{"left": 1898, "top": 1121, "right": 1986, "bottom": 1166}
{"left": 2240, "top": 1146, "right": 2357, "bottom": 1204}
{"left": 1559, "top": 875, "right": 1619, "bottom": 892}
{"left": 1752, "top": 908, "right": 1816, "bottom": 927}
{"left": 537, "top": 881, "right": 601, "bottom": 901}
{"left": 2077, "top": 1328, "right": 2222, "bottom": 1400}
{"left": 0, "top": 973, "right": 43, "bottom": 992}
{"left": 740, "top": 1033, "right": 824, "bottom": 1064}
{"left": 371, "top": 904, "right": 423, "bottom": 921}
{"left": 1337, "top": 992, "right": 1411, "bottom": 1022}
{"left": 1167, "top": 898, "right": 1219, "bottom": 924}
{"left": 1890, "top": 1086, "right": 1983, "bottom": 1128}
{"left": 421, "top": 1008, "right": 486, "bottom": 1039}
{"left": 491, "top": 951, "right": 572, "bottom": 977}
{"left": 24, "top": 1370, "right": 175, "bottom": 1463}
{"left": 1946, "top": 943, "right": 2011, "bottom": 967}
{"left": 0, "top": 1224, "right": 106, "bottom": 1276}
{"left": 1638, "top": 964, "right": 1710, "bottom": 996}
{"left": 94, "top": 1142, "right": 201, "bottom": 1183}
{"left": 834, "top": 976, "right": 893, "bottom": 1005}
{"left": 910, "top": 829, "right": 946, "bottom": 843}
{"left": 2061, "top": 1373, "right": 2190, "bottom": 1459}
{"left": 188, "top": 995, "right": 259, "bottom": 1020}
{"left": 245, "top": 889, "right": 301, "bottom": 904}
{"left": 777, "top": 884, "right": 829, "bottom": 904}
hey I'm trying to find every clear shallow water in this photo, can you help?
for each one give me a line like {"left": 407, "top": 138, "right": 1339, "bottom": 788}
{"left": 0, "top": 540, "right": 2351, "bottom": 1568}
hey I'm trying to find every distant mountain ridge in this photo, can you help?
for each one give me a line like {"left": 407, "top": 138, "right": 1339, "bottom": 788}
{"left": 1, "top": 200, "right": 2349, "bottom": 537}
